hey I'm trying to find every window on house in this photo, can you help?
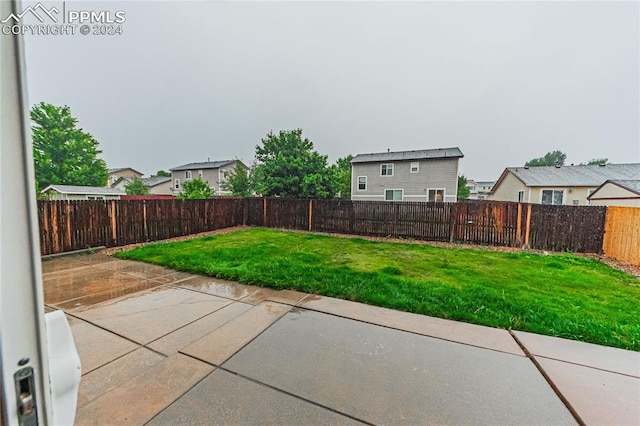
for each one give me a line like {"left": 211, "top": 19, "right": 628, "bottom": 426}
{"left": 385, "top": 189, "right": 403, "bottom": 201}
{"left": 587, "top": 188, "right": 596, "bottom": 196}
{"left": 198, "top": 170, "right": 203, "bottom": 178}
{"left": 357, "top": 176, "right": 367, "bottom": 191}
{"left": 541, "top": 189, "right": 564, "bottom": 205}
{"left": 517, "top": 190, "right": 525, "bottom": 202}
{"left": 428, "top": 189, "right": 445, "bottom": 202}
{"left": 185, "top": 171, "right": 192, "bottom": 180}
{"left": 87, "top": 196, "right": 104, "bottom": 200}
{"left": 573, "top": 200, "right": 580, "bottom": 206}
{"left": 410, "top": 162, "right": 419, "bottom": 173}
{"left": 381, "top": 164, "right": 393, "bottom": 176}
{"left": 174, "top": 179, "right": 180, "bottom": 189}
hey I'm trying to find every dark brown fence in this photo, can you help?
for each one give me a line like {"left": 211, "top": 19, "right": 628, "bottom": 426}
{"left": 38, "top": 198, "right": 613, "bottom": 257}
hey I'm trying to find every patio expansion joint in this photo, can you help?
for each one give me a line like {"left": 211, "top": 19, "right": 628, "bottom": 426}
{"left": 533, "top": 354, "right": 640, "bottom": 380}
{"left": 509, "top": 330, "right": 586, "bottom": 426}
{"left": 210, "top": 365, "right": 376, "bottom": 426}
{"left": 298, "top": 305, "right": 526, "bottom": 357}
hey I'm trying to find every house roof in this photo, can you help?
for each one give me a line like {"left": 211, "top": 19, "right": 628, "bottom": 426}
{"left": 42, "top": 185, "right": 125, "bottom": 195}
{"left": 170, "top": 160, "right": 235, "bottom": 171}
{"left": 588, "top": 180, "right": 640, "bottom": 199}
{"left": 497, "top": 163, "right": 640, "bottom": 188}
{"left": 143, "top": 176, "right": 172, "bottom": 187}
{"left": 351, "top": 147, "right": 464, "bottom": 163}
{"left": 108, "top": 167, "right": 143, "bottom": 175}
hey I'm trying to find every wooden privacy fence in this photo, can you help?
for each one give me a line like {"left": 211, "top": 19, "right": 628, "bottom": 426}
{"left": 38, "top": 198, "right": 622, "bottom": 259}
{"left": 602, "top": 206, "right": 640, "bottom": 266}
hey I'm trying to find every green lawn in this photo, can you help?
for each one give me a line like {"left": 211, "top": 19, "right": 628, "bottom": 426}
{"left": 115, "top": 228, "right": 640, "bottom": 351}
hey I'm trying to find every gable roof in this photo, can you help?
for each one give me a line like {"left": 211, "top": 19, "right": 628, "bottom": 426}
{"left": 143, "top": 176, "right": 172, "bottom": 187}
{"left": 351, "top": 147, "right": 463, "bottom": 164}
{"left": 170, "top": 160, "right": 236, "bottom": 171}
{"left": 588, "top": 180, "right": 640, "bottom": 199}
{"left": 108, "top": 167, "right": 143, "bottom": 175}
{"left": 42, "top": 185, "right": 125, "bottom": 195}
{"left": 496, "top": 163, "right": 640, "bottom": 188}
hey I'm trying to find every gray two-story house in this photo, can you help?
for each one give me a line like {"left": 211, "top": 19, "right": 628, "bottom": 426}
{"left": 170, "top": 160, "right": 247, "bottom": 196}
{"left": 350, "top": 148, "right": 464, "bottom": 202}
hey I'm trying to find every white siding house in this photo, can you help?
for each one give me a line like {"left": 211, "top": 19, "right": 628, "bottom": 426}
{"left": 351, "top": 148, "right": 463, "bottom": 202}
{"left": 488, "top": 163, "right": 640, "bottom": 206}
{"left": 42, "top": 185, "right": 124, "bottom": 200}
{"left": 170, "top": 160, "right": 247, "bottom": 196}
{"left": 588, "top": 180, "right": 640, "bottom": 207}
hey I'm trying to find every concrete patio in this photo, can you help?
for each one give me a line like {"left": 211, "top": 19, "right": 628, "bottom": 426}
{"left": 42, "top": 253, "right": 640, "bottom": 425}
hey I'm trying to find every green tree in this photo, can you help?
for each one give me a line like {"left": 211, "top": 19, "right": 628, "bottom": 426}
{"left": 253, "top": 129, "right": 335, "bottom": 198}
{"left": 524, "top": 150, "right": 567, "bottom": 167}
{"left": 177, "top": 177, "right": 212, "bottom": 199}
{"left": 330, "top": 155, "right": 354, "bottom": 199}
{"left": 222, "top": 161, "right": 252, "bottom": 197}
{"left": 457, "top": 175, "right": 470, "bottom": 200}
{"left": 124, "top": 177, "right": 150, "bottom": 195}
{"left": 582, "top": 158, "right": 609, "bottom": 165}
{"left": 31, "top": 102, "right": 108, "bottom": 189}
{"left": 156, "top": 170, "right": 171, "bottom": 177}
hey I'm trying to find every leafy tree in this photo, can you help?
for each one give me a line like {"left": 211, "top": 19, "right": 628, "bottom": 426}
{"left": 156, "top": 170, "right": 171, "bottom": 177}
{"left": 31, "top": 102, "right": 108, "bottom": 189}
{"left": 582, "top": 158, "right": 609, "bottom": 165}
{"left": 253, "top": 129, "right": 335, "bottom": 198}
{"left": 330, "top": 155, "right": 354, "bottom": 199}
{"left": 222, "top": 161, "right": 252, "bottom": 197}
{"left": 124, "top": 177, "right": 150, "bottom": 195}
{"left": 177, "top": 177, "right": 212, "bottom": 199}
{"left": 457, "top": 175, "right": 470, "bottom": 200}
{"left": 524, "top": 150, "right": 567, "bottom": 167}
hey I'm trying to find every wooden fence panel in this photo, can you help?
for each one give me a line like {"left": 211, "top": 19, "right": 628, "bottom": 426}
{"left": 451, "top": 201, "right": 522, "bottom": 247}
{"left": 528, "top": 204, "right": 606, "bottom": 253}
{"left": 603, "top": 206, "right": 640, "bottom": 265}
{"left": 264, "top": 198, "right": 310, "bottom": 230}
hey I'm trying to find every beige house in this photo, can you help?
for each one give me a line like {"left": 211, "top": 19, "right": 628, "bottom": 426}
{"left": 42, "top": 185, "right": 124, "bottom": 200}
{"left": 351, "top": 148, "right": 463, "bottom": 202}
{"left": 170, "top": 160, "right": 247, "bottom": 196}
{"left": 488, "top": 163, "right": 640, "bottom": 206}
{"left": 588, "top": 180, "right": 640, "bottom": 207}
{"left": 108, "top": 167, "right": 143, "bottom": 188}
{"left": 143, "top": 176, "right": 173, "bottom": 195}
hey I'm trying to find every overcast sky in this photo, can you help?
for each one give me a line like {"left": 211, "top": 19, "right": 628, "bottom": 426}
{"left": 22, "top": 0, "right": 639, "bottom": 181}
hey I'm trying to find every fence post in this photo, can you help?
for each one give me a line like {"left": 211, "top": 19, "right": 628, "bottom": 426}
{"left": 143, "top": 200, "right": 148, "bottom": 242}
{"left": 263, "top": 197, "right": 267, "bottom": 227}
{"left": 308, "top": 199, "right": 313, "bottom": 232}
{"left": 516, "top": 203, "right": 522, "bottom": 247}
{"left": 110, "top": 200, "right": 117, "bottom": 245}
{"left": 449, "top": 203, "right": 457, "bottom": 243}
{"left": 524, "top": 204, "right": 532, "bottom": 248}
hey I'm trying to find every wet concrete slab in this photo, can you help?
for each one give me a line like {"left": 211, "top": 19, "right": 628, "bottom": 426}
{"left": 172, "top": 275, "right": 260, "bottom": 300}
{"left": 41, "top": 256, "right": 87, "bottom": 273}
{"left": 75, "top": 353, "right": 213, "bottom": 426}
{"left": 301, "top": 295, "right": 523, "bottom": 355}
{"left": 223, "top": 309, "right": 575, "bottom": 425}
{"left": 536, "top": 357, "right": 640, "bottom": 425}
{"left": 514, "top": 330, "right": 640, "bottom": 377}
{"left": 74, "top": 287, "right": 232, "bottom": 344}
{"left": 148, "top": 302, "right": 254, "bottom": 355}
{"left": 55, "top": 280, "right": 168, "bottom": 312}
{"left": 241, "top": 288, "right": 309, "bottom": 305}
{"left": 70, "top": 254, "right": 120, "bottom": 265}
{"left": 181, "top": 301, "right": 292, "bottom": 365}
{"left": 149, "top": 369, "right": 363, "bottom": 426}
{"left": 94, "top": 259, "right": 175, "bottom": 280}
{"left": 77, "top": 347, "right": 165, "bottom": 408}
{"left": 149, "top": 271, "right": 195, "bottom": 285}
{"left": 67, "top": 316, "right": 139, "bottom": 374}
{"left": 44, "top": 268, "right": 147, "bottom": 305}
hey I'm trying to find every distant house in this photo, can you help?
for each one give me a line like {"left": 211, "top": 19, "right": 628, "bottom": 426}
{"left": 170, "top": 160, "right": 247, "bottom": 196}
{"left": 142, "top": 176, "right": 173, "bottom": 195}
{"left": 466, "top": 180, "right": 495, "bottom": 200}
{"left": 488, "top": 163, "right": 640, "bottom": 206}
{"left": 42, "top": 185, "right": 124, "bottom": 201}
{"left": 350, "top": 148, "right": 464, "bottom": 202}
{"left": 107, "top": 167, "right": 143, "bottom": 188}
{"left": 587, "top": 180, "right": 640, "bottom": 207}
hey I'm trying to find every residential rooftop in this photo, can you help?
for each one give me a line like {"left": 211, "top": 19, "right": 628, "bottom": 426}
{"left": 505, "top": 163, "right": 640, "bottom": 187}
{"left": 42, "top": 184, "right": 125, "bottom": 195}
{"left": 351, "top": 147, "right": 464, "bottom": 163}
{"left": 170, "top": 160, "right": 235, "bottom": 171}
